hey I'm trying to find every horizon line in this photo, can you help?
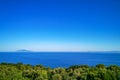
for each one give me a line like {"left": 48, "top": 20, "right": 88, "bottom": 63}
{"left": 0, "top": 50, "right": 120, "bottom": 53}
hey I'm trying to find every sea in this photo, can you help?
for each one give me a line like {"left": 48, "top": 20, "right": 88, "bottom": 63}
{"left": 0, "top": 52, "right": 120, "bottom": 68}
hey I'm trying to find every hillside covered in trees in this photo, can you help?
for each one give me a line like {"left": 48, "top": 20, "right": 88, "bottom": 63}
{"left": 0, "top": 63, "right": 120, "bottom": 80}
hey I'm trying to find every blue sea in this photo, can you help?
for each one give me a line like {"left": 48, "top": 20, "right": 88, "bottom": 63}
{"left": 0, "top": 52, "right": 120, "bottom": 68}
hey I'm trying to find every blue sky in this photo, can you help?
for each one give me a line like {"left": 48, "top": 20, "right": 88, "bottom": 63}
{"left": 0, "top": 0, "right": 120, "bottom": 52}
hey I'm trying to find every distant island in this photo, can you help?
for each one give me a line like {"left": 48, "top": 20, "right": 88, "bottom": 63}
{"left": 16, "top": 49, "right": 32, "bottom": 52}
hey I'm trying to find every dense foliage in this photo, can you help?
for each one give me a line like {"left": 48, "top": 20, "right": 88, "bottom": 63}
{"left": 0, "top": 63, "right": 120, "bottom": 80}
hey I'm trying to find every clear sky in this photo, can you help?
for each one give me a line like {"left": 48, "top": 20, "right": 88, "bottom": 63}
{"left": 0, "top": 0, "right": 120, "bottom": 52}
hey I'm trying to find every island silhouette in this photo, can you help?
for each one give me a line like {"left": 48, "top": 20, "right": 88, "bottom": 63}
{"left": 16, "top": 49, "right": 31, "bottom": 52}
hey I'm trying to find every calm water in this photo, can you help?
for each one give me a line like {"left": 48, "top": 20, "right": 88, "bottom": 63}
{"left": 0, "top": 52, "right": 120, "bottom": 68}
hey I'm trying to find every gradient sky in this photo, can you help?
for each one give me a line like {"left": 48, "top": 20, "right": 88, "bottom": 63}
{"left": 0, "top": 0, "right": 120, "bottom": 52}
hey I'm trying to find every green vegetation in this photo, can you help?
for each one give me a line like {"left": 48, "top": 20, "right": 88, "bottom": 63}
{"left": 0, "top": 63, "right": 120, "bottom": 80}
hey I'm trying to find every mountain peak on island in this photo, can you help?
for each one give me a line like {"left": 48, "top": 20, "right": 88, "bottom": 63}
{"left": 16, "top": 49, "right": 31, "bottom": 52}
